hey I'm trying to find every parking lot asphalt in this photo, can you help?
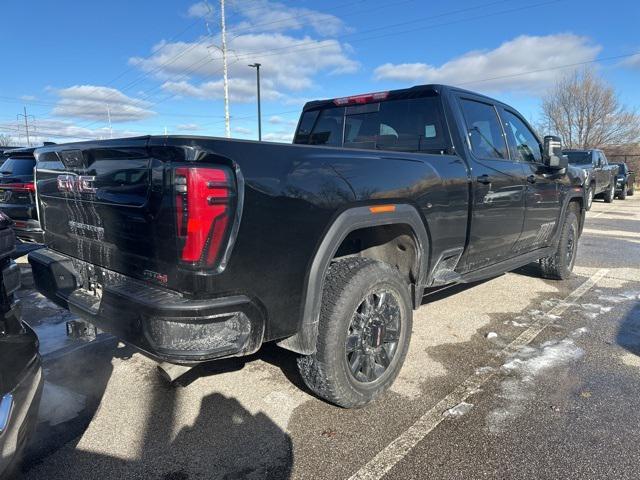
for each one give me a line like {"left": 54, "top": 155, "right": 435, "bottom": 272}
{"left": 15, "top": 194, "right": 640, "bottom": 480}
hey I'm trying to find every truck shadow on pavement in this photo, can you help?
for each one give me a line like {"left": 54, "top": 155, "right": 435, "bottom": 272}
{"left": 616, "top": 301, "right": 640, "bottom": 357}
{"left": 22, "top": 343, "right": 293, "bottom": 479}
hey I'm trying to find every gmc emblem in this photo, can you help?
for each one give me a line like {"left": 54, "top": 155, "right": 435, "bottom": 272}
{"left": 57, "top": 174, "right": 97, "bottom": 194}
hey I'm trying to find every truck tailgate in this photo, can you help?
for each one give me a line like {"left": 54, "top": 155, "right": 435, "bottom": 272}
{"left": 34, "top": 137, "right": 176, "bottom": 286}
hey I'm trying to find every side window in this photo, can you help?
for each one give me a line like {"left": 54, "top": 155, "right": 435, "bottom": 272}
{"left": 293, "top": 110, "right": 319, "bottom": 144}
{"left": 594, "top": 152, "right": 601, "bottom": 167}
{"left": 502, "top": 110, "right": 542, "bottom": 163}
{"left": 600, "top": 152, "right": 608, "bottom": 165}
{"left": 309, "top": 107, "right": 344, "bottom": 146}
{"left": 459, "top": 99, "right": 508, "bottom": 160}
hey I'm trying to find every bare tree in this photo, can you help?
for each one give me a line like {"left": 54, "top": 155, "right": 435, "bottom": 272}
{"left": 0, "top": 134, "right": 14, "bottom": 146}
{"left": 539, "top": 68, "right": 640, "bottom": 149}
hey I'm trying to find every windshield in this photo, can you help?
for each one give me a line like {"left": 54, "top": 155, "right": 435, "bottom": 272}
{"left": 0, "top": 157, "right": 36, "bottom": 176}
{"left": 294, "top": 96, "right": 449, "bottom": 154}
{"left": 564, "top": 152, "right": 592, "bottom": 165}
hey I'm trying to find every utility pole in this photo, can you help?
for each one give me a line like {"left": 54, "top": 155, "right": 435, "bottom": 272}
{"left": 249, "top": 63, "right": 262, "bottom": 141}
{"left": 17, "top": 107, "right": 34, "bottom": 147}
{"left": 220, "top": 0, "right": 231, "bottom": 138}
{"left": 107, "top": 104, "right": 113, "bottom": 139}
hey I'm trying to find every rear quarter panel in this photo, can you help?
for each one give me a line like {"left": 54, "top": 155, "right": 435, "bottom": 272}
{"left": 154, "top": 137, "right": 470, "bottom": 341}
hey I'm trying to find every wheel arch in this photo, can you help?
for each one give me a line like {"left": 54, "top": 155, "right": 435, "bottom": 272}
{"left": 278, "top": 203, "right": 430, "bottom": 355}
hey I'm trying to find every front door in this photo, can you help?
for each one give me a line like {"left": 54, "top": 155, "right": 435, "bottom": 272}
{"left": 500, "top": 108, "right": 561, "bottom": 251}
{"left": 456, "top": 97, "right": 526, "bottom": 272}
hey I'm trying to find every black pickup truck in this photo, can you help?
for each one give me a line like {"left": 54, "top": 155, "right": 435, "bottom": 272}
{"left": 28, "top": 84, "right": 585, "bottom": 407}
{"left": 564, "top": 149, "right": 618, "bottom": 209}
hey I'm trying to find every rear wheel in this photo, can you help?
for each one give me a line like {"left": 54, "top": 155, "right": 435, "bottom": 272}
{"left": 603, "top": 183, "right": 615, "bottom": 203}
{"left": 539, "top": 208, "right": 579, "bottom": 280}
{"left": 628, "top": 182, "right": 635, "bottom": 196}
{"left": 297, "top": 258, "right": 413, "bottom": 408}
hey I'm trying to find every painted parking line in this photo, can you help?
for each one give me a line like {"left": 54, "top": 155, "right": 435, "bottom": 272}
{"left": 590, "top": 212, "right": 604, "bottom": 218}
{"left": 349, "top": 268, "right": 609, "bottom": 480}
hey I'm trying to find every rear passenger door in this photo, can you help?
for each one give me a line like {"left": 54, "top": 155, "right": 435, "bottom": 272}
{"left": 500, "top": 108, "right": 560, "bottom": 251}
{"left": 455, "top": 96, "right": 526, "bottom": 272}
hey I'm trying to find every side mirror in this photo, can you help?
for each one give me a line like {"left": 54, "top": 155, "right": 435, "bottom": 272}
{"left": 543, "top": 135, "right": 568, "bottom": 170}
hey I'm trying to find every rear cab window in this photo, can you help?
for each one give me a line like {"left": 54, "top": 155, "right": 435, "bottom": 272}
{"left": 0, "top": 157, "right": 36, "bottom": 176}
{"left": 294, "top": 92, "right": 451, "bottom": 154}
{"left": 565, "top": 152, "right": 593, "bottom": 165}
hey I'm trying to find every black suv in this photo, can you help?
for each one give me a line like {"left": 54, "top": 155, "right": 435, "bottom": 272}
{"left": 614, "top": 162, "right": 636, "bottom": 199}
{"left": 0, "top": 147, "right": 44, "bottom": 243}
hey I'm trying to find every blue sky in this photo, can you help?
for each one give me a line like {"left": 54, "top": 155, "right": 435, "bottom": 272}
{"left": 1, "top": 0, "right": 638, "bottom": 145}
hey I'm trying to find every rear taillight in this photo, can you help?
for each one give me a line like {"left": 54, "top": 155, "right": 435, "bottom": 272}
{"left": 3, "top": 182, "right": 35, "bottom": 192}
{"left": 174, "top": 166, "right": 234, "bottom": 268}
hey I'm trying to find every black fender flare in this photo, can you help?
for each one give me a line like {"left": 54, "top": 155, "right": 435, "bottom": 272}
{"left": 277, "top": 204, "right": 430, "bottom": 355}
{"left": 559, "top": 190, "right": 587, "bottom": 238}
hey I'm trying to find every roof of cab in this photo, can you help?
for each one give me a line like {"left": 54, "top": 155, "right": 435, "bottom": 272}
{"left": 301, "top": 84, "right": 508, "bottom": 112}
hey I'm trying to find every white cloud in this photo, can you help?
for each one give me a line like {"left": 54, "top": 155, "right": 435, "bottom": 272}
{"left": 268, "top": 115, "right": 297, "bottom": 126}
{"left": 233, "top": 126, "right": 252, "bottom": 135}
{"left": 187, "top": 0, "right": 346, "bottom": 37}
{"left": 0, "top": 119, "right": 142, "bottom": 145}
{"left": 621, "top": 52, "right": 640, "bottom": 69}
{"left": 52, "top": 85, "right": 156, "bottom": 122}
{"left": 263, "top": 130, "right": 294, "bottom": 143}
{"left": 20, "top": 95, "right": 37, "bottom": 101}
{"left": 374, "top": 34, "right": 602, "bottom": 93}
{"left": 130, "top": 32, "right": 357, "bottom": 103}
{"left": 162, "top": 77, "right": 282, "bottom": 103}
{"left": 175, "top": 123, "right": 201, "bottom": 131}
{"left": 187, "top": 1, "right": 213, "bottom": 19}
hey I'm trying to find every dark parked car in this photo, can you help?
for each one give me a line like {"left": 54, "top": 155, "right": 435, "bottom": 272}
{"left": 29, "top": 84, "right": 585, "bottom": 408}
{"left": 564, "top": 149, "right": 618, "bottom": 209}
{"left": 0, "top": 211, "right": 43, "bottom": 478}
{"left": 0, "top": 147, "right": 44, "bottom": 243}
{"left": 614, "top": 162, "right": 636, "bottom": 199}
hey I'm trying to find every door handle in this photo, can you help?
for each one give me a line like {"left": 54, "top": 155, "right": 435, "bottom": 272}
{"left": 477, "top": 174, "right": 491, "bottom": 185}
{"left": 527, "top": 175, "right": 536, "bottom": 184}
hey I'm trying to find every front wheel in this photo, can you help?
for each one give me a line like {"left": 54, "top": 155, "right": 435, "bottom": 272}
{"left": 585, "top": 185, "right": 594, "bottom": 210}
{"left": 297, "top": 258, "right": 413, "bottom": 408}
{"left": 604, "top": 183, "right": 615, "bottom": 203}
{"left": 539, "top": 208, "right": 579, "bottom": 280}
{"left": 618, "top": 184, "right": 627, "bottom": 200}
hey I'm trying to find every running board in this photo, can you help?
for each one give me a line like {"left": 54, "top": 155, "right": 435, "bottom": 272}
{"left": 459, "top": 246, "right": 554, "bottom": 284}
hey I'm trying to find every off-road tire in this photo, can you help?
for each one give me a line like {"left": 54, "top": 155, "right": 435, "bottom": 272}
{"left": 539, "top": 208, "right": 579, "bottom": 280}
{"left": 627, "top": 183, "right": 634, "bottom": 196}
{"left": 618, "top": 185, "right": 627, "bottom": 200}
{"left": 585, "top": 184, "right": 594, "bottom": 211}
{"left": 603, "top": 183, "right": 615, "bottom": 203}
{"left": 297, "top": 257, "right": 413, "bottom": 408}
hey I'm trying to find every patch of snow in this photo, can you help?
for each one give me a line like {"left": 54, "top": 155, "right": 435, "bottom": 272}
{"left": 570, "top": 327, "right": 588, "bottom": 337}
{"left": 504, "top": 320, "right": 529, "bottom": 328}
{"left": 444, "top": 402, "right": 474, "bottom": 418}
{"left": 475, "top": 366, "right": 495, "bottom": 375}
{"left": 488, "top": 337, "right": 584, "bottom": 433}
